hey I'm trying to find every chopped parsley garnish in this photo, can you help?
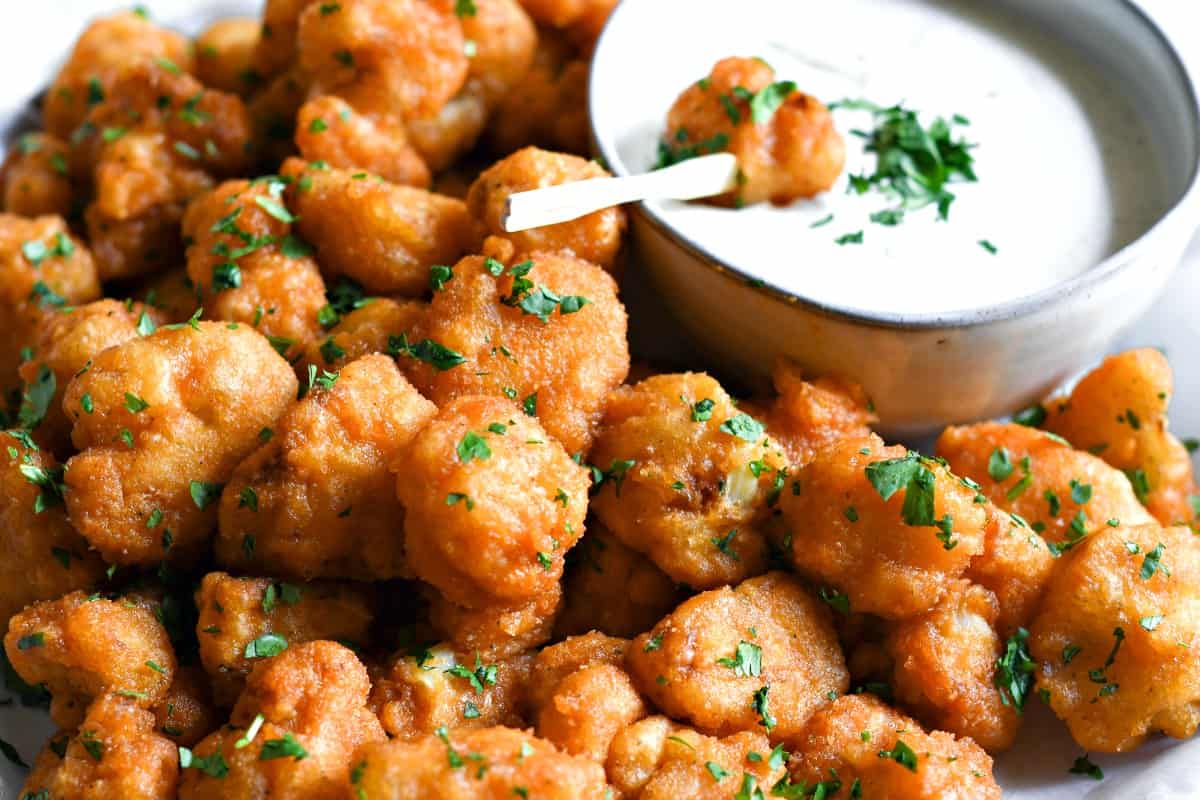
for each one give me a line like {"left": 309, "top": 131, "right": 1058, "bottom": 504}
{"left": 79, "top": 732, "right": 104, "bottom": 762}
{"left": 644, "top": 634, "right": 664, "bottom": 652}
{"left": 994, "top": 627, "right": 1036, "bottom": 713}
{"left": 0, "top": 737, "right": 26, "bottom": 768}
{"left": 211, "top": 262, "right": 241, "bottom": 290}
{"left": 865, "top": 452, "right": 936, "bottom": 527}
{"left": 388, "top": 334, "right": 466, "bottom": 371}
{"left": 1068, "top": 755, "right": 1103, "bottom": 781}
{"left": 1139, "top": 614, "right": 1163, "bottom": 632}
{"left": 124, "top": 392, "right": 150, "bottom": 413}
{"left": 259, "top": 733, "right": 308, "bottom": 762}
{"left": 243, "top": 633, "right": 288, "bottom": 659}
{"left": 189, "top": 481, "right": 223, "bottom": 510}
{"left": 522, "top": 392, "right": 538, "bottom": 417}
{"left": 17, "top": 365, "right": 55, "bottom": 430}
{"left": 749, "top": 80, "right": 796, "bottom": 124}
{"left": 429, "top": 264, "right": 454, "bottom": 291}
{"left": 818, "top": 587, "right": 850, "bottom": 615}
{"left": 719, "top": 413, "right": 764, "bottom": 442}
{"left": 877, "top": 739, "right": 918, "bottom": 772}
{"left": 444, "top": 653, "right": 497, "bottom": 694}
{"left": 716, "top": 641, "right": 762, "bottom": 677}
{"left": 987, "top": 447, "right": 1014, "bottom": 480}
{"left": 835, "top": 230, "right": 864, "bottom": 245}
{"left": 1124, "top": 468, "right": 1150, "bottom": 504}
{"left": 179, "top": 746, "right": 229, "bottom": 777}
{"left": 1140, "top": 542, "right": 1167, "bottom": 580}
{"left": 751, "top": 685, "right": 775, "bottom": 732}
{"left": 711, "top": 529, "right": 740, "bottom": 560}
{"left": 655, "top": 129, "right": 730, "bottom": 169}
{"left": 16, "top": 633, "right": 44, "bottom": 650}
{"left": 457, "top": 431, "right": 492, "bottom": 463}
{"left": 1013, "top": 403, "right": 1047, "bottom": 427}
{"left": 691, "top": 398, "right": 715, "bottom": 422}
{"left": 455, "top": 0, "right": 477, "bottom": 16}
{"left": 235, "top": 714, "right": 264, "bottom": 749}
{"left": 979, "top": 240, "right": 998, "bottom": 254}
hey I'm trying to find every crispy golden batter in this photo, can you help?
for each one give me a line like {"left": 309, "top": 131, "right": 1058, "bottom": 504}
{"left": 426, "top": 584, "right": 562, "bottom": 659}
{"left": 589, "top": 373, "right": 785, "bottom": 589}
{"left": 781, "top": 435, "right": 988, "bottom": 619}
{"left": 136, "top": 267, "right": 202, "bottom": 324}
{"left": 1029, "top": 522, "right": 1200, "bottom": 752}
{"left": 180, "top": 641, "right": 386, "bottom": 799}
{"left": 62, "top": 322, "right": 298, "bottom": 565}
{"left": 195, "top": 18, "right": 262, "bottom": 96}
{"left": 965, "top": 511, "right": 1056, "bottom": 636}
{"left": 788, "top": 694, "right": 1000, "bottom": 800}
{"left": 488, "top": 33, "right": 591, "bottom": 155}
{"left": 18, "top": 695, "right": 179, "bottom": 800}
{"left": 253, "top": 0, "right": 310, "bottom": 77}
{"left": 606, "top": 715, "right": 786, "bottom": 800}
{"left": 295, "top": 95, "right": 431, "bottom": 187}
{"left": 664, "top": 57, "right": 844, "bottom": 206}
{"left": 297, "top": 297, "right": 425, "bottom": 374}
{"left": 627, "top": 572, "right": 847, "bottom": 742}
{"left": 468, "top": 148, "right": 627, "bottom": 272}
{"left": 4, "top": 591, "right": 175, "bottom": 729}
{"left": 555, "top": 527, "right": 684, "bottom": 639}
{"left": 0, "top": 133, "right": 75, "bottom": 218}
{"left": 282, "top": 158, "right": 479, "bottom": 296}
{"left": 154, "top": 665, "right": 220, "bottom": 747}
{"left": 396, "top": 395, "right": 589, "bottom": 608}
{"left": 1044, "top": 348, "right": 1198, "bottom": 527}
{"left": 886, "top": 581, "right": 1020, "bottom": 752}
{"left": 194, "top": 571, "right": 375, "bottom": 706}
{"left": 760, "top": 360, "right": 876, "bottom": 468}
{"left": 349, "top": 727, "right": 609, "bottom": 799}
{"left": 370, "top": 645, "right": 533, "bottom": 738}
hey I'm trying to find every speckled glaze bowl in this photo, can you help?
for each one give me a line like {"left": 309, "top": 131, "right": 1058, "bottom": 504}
{"left": 590, "top": 0, "right": 1200, "bottom": 436}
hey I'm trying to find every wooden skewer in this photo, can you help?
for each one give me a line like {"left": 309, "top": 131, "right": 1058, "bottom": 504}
{"left": 502, "top": 153, "right": 739, "bottom": 232}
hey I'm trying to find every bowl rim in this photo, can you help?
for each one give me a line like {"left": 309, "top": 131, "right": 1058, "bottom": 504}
{"left": 588, "top": 0, "right": 1200, "bottom": 331}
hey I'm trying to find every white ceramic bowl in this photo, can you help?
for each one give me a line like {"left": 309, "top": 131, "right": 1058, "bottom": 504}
{"left": 590, "top": 0, "right": 1200, "bottom": 436}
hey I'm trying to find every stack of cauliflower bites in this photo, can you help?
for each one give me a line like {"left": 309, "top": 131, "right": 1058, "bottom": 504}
{"left": 0, "top": 3, "right": 1197, "bottom": 799}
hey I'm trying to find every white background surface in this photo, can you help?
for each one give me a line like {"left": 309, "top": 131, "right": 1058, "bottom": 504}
{"left": 1, "top": 1, "right": 1199, "bottom": 798}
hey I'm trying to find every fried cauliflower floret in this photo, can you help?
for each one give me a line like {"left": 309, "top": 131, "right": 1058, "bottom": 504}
{"left": 468, "top": 148, "right": 627, "bottom": 271}
{"left": 555, "top": 527, "right": 683, "bottom": 639}
{"left": 488, "top": 33, "right": 591, "bottom": 155}
{"left": 885, "top": 581, "right": 1020, "bottom": 752}
{"left": 349, "top": 727, "right": 609, "bottom": 799}
{"left": 19, "top": 299, "right": 162, "bottom": 457}
{"left": 195, "top": 18, "right": 262, "bottom": 95}
{"left": 589, "top": 373, "right": 785, "bottom": 589}
{"left": 426, "top": 584, "right": 562, "bottom": 659}
{"left": 781, "top": 435, "right": 988, "bottom": 619}
{"left": 370, "top": 644, "right": 533, "bottom": 738}
{"left": 253, "top": 0, "right": 310, "bottom": 77}
{"left": 155, "top": 665, "right": 219, "bottom": 747}
{"left": 180, "top": 641, "right": 386, "bottom": 799}
{"left": 0, "top": 436, "right": 105, "bottom": 632}
{"left": 295, "top": 95, "right": 431, "bottom": 187}
{"left": 1029, "top": 522, "right": 1200, "bottom": 752}
{"left": 194, "top": 572, "right": 375, "bottom": 706}
{"left": 663, "top": 56, "right": 845, "bottom": 207}
{"left": 627, "top": 572, "right": 847, "bottom": 742}
{"left": 0, "top": 133, "right": 75, "bottom": 218}
{"left": 42, "top": 10, "right": 192, "bottom": 139}
{"left": 281, "top": 158, "right": 479, "bottom": 296}
{"left": 18, "top": 695, "right": 179, "bottom": 800}
{"left": 965, "top": 511, "right": 1056, "bottom": 636}
{"left": 5, "top": 591, "right": 175, "bottom": 729}
{"left": 760, "top": 360, "right": 876, "bottom": 467}
{"left": 298, "top": 297, "right": 424, "bottom": 373}
{"left": 0, "top": 214, "right": 100, "bottom": 395}
{"left": 62, "top": 323, "right": 298, "bottom": 565}
{"left": 1044, "top": 348, "right": 1198, "bottom": 526}
{"left": 397, "top": 395, "right": 589, "bottom": 608}
{"left": 937, "top": 422, "right": 1155, "bottom": 549}
{"left": 136, "top": 267, "right": 202, "bottom": 324}
{"left": 462, "top": 0, "right": 539, "bottom": 105}
{"left": 788, "top": 694, "right": 1000, "bottom": 800}
{"left": 516, "top": 0, "right": 616, "bottom": 49}
{"left": 606, "top": 716, "right": 786, "bottom": 800}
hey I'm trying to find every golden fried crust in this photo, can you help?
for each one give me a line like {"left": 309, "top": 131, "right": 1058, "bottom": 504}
{"left": 788, "top": 695, "right": 1000, "bottom": 800}
{"left": 782, "top": 435, "right": 987, "bottom": 619}
{"left": 349, "top": 727, "right": 609, "bottom": 800}
{"left": 370, "top": 645, "right": 533, "bottom": 738}
{"left": 195, "top": 18, "right": 262, "bottom": 96}
{"left": 18, "top": 695, "right": 179, "bottom": 800}
{"left": 886, "top": 581, "right": 1020, "bottom": 752}
{"left": 468, "top": 148, "right": 627, "bottom": 271}
{"left": 42, "top": 11, "right": 193, "bottom": 139}
{"left": 937, "top": 422, "right": 1154, "bottom": 547}
{"left": 761, "top": 360, "right": 876, "bottom": 468}
{"left": 516, "top": 0, "right": 615, "bottom": 46}
{"left": 181, "top": 641, "right": 385, "bottom": 799}
{"left": 194, "top": 572, "right": 375, "bottom": 706}
{"left": 627, "top": 572, "right": 848, "bottom": 742}
{"left": 154, "top": 665, "right": 220, "bottom": 747}
{"left": 396, "top": 395, "right": 589, "bottom": 607}
{"left": 136, "top": 267, "right": 203, "bottom": 324}
{"left": 297, "top": 0, "right": 468, "bottom": 120}
{"left": 664, "top": 57, "right": 844, "bottom": 207}
{"left": 588, "top": 373, "right": 785, "bottom": 589}
{"left": 296, "top": 95, "right": 432, "bottom": 187}
{"left": 282, "top": 158, "right": 480, "bottom": 296}
{"left": 19, "top": 299, "right": 162, "bottom": 457}
{"left": 488, "top": 34, "right": 591, "bottom": 155}
{"left": 555, "top": 527, "right": 684, "bottom": 640}
{"left": 426, "top": 584, "right": 562, "bottom": 659}
{"left": 0, "top": 133, "right": 75, "bottom": 218}
{"left": 1029, "top": 522, "right": 1200, "bottom": 752}
{"left": 298, "top": 298, "right": 425, "bottom": 375}
{"left": 1044, "top": 348, "right": 1198, "bottom": 527}
{"left": 62, "top": 322, "right": 298, "bottom": 565}
{"left": 4, "top": 592, "right": 175, "bottom": 729}
{"left": 965, "top": 511, "right": 1056, "bottom": 637}
{"left": 461, "top": 0, "right": 538, "bottom": 106}
{"left": 401, "top": 251, "right": 627, "bottom": 454}
{"left": 406, "top": 91, "right": 491, "bottom": 175}
{"left": 0, "top": 437, "right": 105, "bottom": 632}
{"left": 253, "top": 0, "right": 311, "bottom": 77}
{"left": 605, "top": 716, "right": 786, "bottom": 800}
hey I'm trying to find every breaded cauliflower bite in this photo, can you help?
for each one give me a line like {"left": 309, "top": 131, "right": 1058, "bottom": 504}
{"left": 589, "top": 373, "right": 787, "bottom": 589}
{"left": 349, "top": 726, "right": 609, "bottom": 800}
{"left": 370, "top": 644, "right": 533, "bottom": 738}
{"left": 787, "top": 694, "right": 1000, "bottom": 800}
{"left": 760, "top": 360, "right": 876, "bottom": 468}
{"left": 282, "top": 158, "right": 479, "bottom": 296}
{"left": 5, "top": 591, "right": 176, "bottom": 729}
{"left": 468, "top": 148, "right": 627, "bottom": 272}
{"left": 194, "top": 18, "right": 262, "bottom": 96}
{"left": 1043, "top": 348, "right": 1198, "bottom": 527}
{"left": 297, "top": 297, "right": 424, "bottom": 374}
{"left": 627, "top": 572, "right": 848, "bottom": 743}
{"left": 488, "top": 32, "right": 592, "bottom": 155}
{"left": 781, "top": 435, "right": 988, "bottom": 619}
{"left": 400, "top": 249, "right": 628, "bottom": 454}
{"left": 19, "top": 694, "right": 180, "bottom": 800}
{"left": 295, "top": 94, "right": 431, "bottom": 187}
{"left": 180, "top": 641, "right": 386, "bottom": 799}
{"left": 965, "top": 511, "right": 1056, "bottom": 636}
{"left": 662, "top": 56, "right": 845, "bottom": 207}
{"left": 606, "top": 715, "right": 786, "bottom": 800}
{"left": 425, "top": 583, "right": 562, "bottom": 659}
{"left": 0, "top": 133, "right": 75, "bottom": 218}
{"left": 217, "top": 354, "right": 436, "bottom": 580}
{"left": 155, "top": 665, "right": 220, "bottom": 747}
{"left": 61, "top": 322, "right": 298, "bottom": 565}
{"left": 1029, "top": 522, "right": 1200, "bottom": 752}
{"left": 397, "top": 395, "right": 590, "bottom": 608}
{"left": 194, "top": 571, "right": 375, "bottom": 706}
